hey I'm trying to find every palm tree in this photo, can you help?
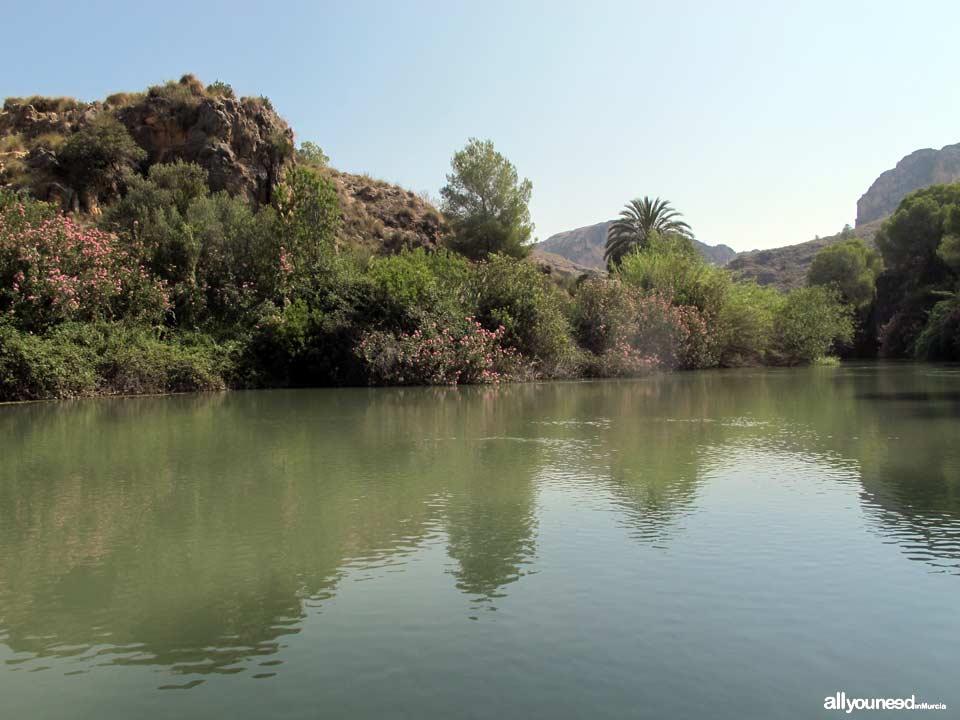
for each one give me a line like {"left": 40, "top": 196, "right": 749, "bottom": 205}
{"left": 604, "top": 197, "right": 693, "bottom": 268}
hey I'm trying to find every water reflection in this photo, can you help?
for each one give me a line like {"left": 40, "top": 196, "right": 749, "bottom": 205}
{"left": 1, "top": 363, "right": 959, "bottom": 691}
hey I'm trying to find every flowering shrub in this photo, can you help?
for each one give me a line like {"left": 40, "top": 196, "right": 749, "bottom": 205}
{"left": 357, "top": 316, "right": 520, "bottom": 385}
{"left": 633, "top": 292, "right": 717, "bottom": 370}
{"left": 0, "top": 199, "right": 168, "bottom": 330}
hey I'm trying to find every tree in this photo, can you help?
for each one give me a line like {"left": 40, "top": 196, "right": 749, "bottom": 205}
{"left": 807, "top": 238, "right": 883, "bottom": 308}
{"left": 58, "top": 117, "right": 146, "bottom": 203}
{"left": 604, "top": 197, "right": 693, "bottom": 268}
{"left": 296, "top": 141, "right": 329, "bottom": 167}
{"left": 440, "top": 138, "right": 534, "bottom": 260}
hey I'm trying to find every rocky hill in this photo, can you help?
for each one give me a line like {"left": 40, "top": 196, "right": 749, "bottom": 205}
{"left": 726, "top": 219, "right": 884, "bottom": 290}
{"left": 0, "top": 75, "right": 444, "bottom": 254}
{"left": 534, "top": 220, "right": 736, "bottom": 270}
{"left": 0, "top": 75, "right": 294, "bottom": 213}
{"left": 857, "top": 143, "right": 960, "bottom": 226}
{"left": 327, "top": 169, "right": 444, "bottom": 254}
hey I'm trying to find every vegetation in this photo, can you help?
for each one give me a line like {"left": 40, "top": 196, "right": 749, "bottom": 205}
{"left": 440, "top": 138, "right": 534, "bottom": 260}
{"left": 604, "top": 197, "right": 693, "bottom": 268}
{"left": 0, "top": 78, "right": 890, "bottom": 402}
{"left": 807, "top": 238, "right": 883, "bottom": 308}
{"left": 871, "top": 182, "right": 960, "bottom": 359}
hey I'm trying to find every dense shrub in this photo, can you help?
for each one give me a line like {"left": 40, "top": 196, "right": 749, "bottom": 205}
{"left": 770, "top": 286, "right": 853, "bottom": 365}
{"left": 0, "top": 321, "right": 97, "bottom": 400}
{"left": 0, "top": 196, "right": 168, "bottom": 331}
{"left": 715, "top": 281, "right": 780, "bottom": 366}
{"left": 58, "top": 117, "right": 145, "bottom": 201}
{"left": 0, "top": 322, "right": 229, "bottom": 400}
{"left": 366, "top": 248, "right": 471, "bottom": 322}
{"left": 470, "top": 254, "right": 571, "bottom": 373}
{"left": 633, "top": 292, "right": 716, "bottom": 370}
{"left": 357, "top": 316, "right": 519, "bottom": 386}
{"left": 617, "top": 234, "right": 730, "bottom": 315}
{"left": 914, "top": 296, "right": 960, "bottom": 361}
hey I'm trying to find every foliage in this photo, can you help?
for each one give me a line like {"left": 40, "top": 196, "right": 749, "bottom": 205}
{"left": 914, "top": 295, "right": 960, "bottom": 361}
{"left": 715, "top": 280, "right": 780, "bottom": 366}
{"left": 632, "top": 292, "right": 716, "bottom": 370}
{"left": 770, "top": 286, "right": 853, "bottom": 365}
{"left": 0, "top": 194, "right": 168, "bottom": 331}
{"left": 469, "top": 254, "right": 571, "bottom": 371}
{"left": 273, "top": 165, "right": 341, "bottom": 276}
{"left": 357, "top": 316, "right": 519, "bottom": 386}
{"left": 366, "top": 248, "right": 471, "bottom": 321}
{"left": 873, "top": 182, "right": 960, "bottom": 356}
{"left": 206, "top": 80, "right": 236, "bottom": 98}
{"left": 807, "top": 238, "right": 883, "bottom": 308}
{"left": 58, "top": 117, "right": 146, "bottom": 198}
{"left": 146, "top": 75, "right": 207, "bottom": 105}
{"left": 441, "top": 138, "right": 534, "bottom": 260}
{"left": 0, "top": 321, "right": 230, "bottom": 401}
{"left": 605, "top": 197, "right": 693, "bottom": 268}
{"left": 104, "top": 162, "right": 281, "bottom": 328}
{"left": 570, "top": 278, "right": 639, "bottom": 356}
{"left": 296, "top": 142, "right": 329, "bottom": 167}
{"left": 617, "top": 233, "right": 729, "bottom": 314}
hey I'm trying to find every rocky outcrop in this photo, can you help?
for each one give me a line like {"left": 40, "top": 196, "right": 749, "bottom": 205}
{"left": 856, "top": 143, "right": 960, "bottom": 226}
{"left": 0, "top": 76, "right": 294, "bottom": 209}
{"left": 327, "top": 169, "right": 445, "bottom": 253}
{"left": 535, "top": 220, "right": 736, "bottom": 270}
{"left": 116, "top": 93, "right": 292, "bottom": 205}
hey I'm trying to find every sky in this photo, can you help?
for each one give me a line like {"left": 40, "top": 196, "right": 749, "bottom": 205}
{"left": 4, "top": 0, "right": 960, "bottom": 251}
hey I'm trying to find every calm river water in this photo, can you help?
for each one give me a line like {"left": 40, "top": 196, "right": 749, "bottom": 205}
{"left": 1, "top": 364, "right": 958, "bottom": 718}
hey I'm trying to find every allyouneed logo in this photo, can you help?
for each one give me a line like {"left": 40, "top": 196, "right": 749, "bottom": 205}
{"left": 824, "top": 692, "right": 947, "bottom": 713}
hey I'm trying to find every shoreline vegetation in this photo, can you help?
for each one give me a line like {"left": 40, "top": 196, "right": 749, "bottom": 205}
{"left": 2, "top": 76, "right": 958, "bottom": 403}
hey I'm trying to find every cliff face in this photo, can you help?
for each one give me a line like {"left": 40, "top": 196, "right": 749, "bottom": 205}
{"left": 856, "top": 143, "right": 960, "bottom": 226}
{"left": 0, "top": 76, "right": 294, "bottom": 211}
{"left": 534, "top": 220, "right": 736, "bottom": 270}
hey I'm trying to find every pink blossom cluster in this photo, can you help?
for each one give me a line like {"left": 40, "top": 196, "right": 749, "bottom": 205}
{"left": 1, "top": 203, "right": 169, "bottom": 328}
{"left": 357, "top": 316, "right": 521, "bottom": 386}
{"left": 633, "top": 291, "right": 717, "bottom": 369}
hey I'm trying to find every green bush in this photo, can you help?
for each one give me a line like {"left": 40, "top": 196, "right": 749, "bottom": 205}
{"left": 807, "top": 238, "right": 882, "bottom": 308}
{"left": 366, "top": 248, "right": 471, "bottom": 322}
{"left": 914, "top": 295, "right": 960, "bottom": 361}
{"left": 0, "top": 322, "right": 97, "bottom": 400}
{"left": 770, "top": 286, "right": 853, "bottom": 365}
{"left": 570, "top": 278, "right": 638, "bottom": 356}
{"left": 617, "top": 234, "right": 731, "bottom": 316}
{"left": 58, "top": 117, "right": 146, "bottom": 200}
{"left": 715, "top": 281, "right": 781, "bottom": 366}
{"left": 470, "top": 254, "right": 572, "bottom": 373}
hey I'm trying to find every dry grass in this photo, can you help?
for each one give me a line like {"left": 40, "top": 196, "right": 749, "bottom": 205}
{"left": 3, "top": 96, "right": 87, "bottom": 113}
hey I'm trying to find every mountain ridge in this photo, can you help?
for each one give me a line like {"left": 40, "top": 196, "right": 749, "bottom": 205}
{"left": 533, "top": 220, "right": 736, "bottom": 270}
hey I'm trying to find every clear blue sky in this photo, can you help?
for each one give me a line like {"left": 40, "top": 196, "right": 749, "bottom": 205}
{"left": 4, "top": 0, "right": 959, "bottom": 251}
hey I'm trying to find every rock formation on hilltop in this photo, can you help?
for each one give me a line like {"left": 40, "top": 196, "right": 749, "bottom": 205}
{"left": 533, "top": 220, "right": 736, "bottom": 271}
{"left": 0, "top": 75, "right": 294, "bottom": 212}
{"left": 856, "top": 143, "right": 960, "bottom": 226}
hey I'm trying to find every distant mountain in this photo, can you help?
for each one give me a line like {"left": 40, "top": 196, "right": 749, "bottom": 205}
{"left": 726, "top": 220, "right": 884, "bottom": 291}
{"left": 857, "top": 143, "right": 960, "bottom": 226}
{"left": 533, "top": 220, "right": 737, "bottom": 271}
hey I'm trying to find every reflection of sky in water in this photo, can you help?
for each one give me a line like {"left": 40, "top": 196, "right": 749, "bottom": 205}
{"left": 1, "top": 365, "right": 959, "bottom": 718}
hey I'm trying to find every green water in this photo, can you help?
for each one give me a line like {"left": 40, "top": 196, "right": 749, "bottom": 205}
{"left": 1, "top": 364, "right": 958, "bottom": 719}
